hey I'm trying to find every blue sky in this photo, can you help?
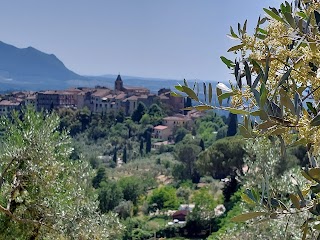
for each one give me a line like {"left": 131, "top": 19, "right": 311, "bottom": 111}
{"left": 0, "top": 0, "right": 283, "bottom": 81}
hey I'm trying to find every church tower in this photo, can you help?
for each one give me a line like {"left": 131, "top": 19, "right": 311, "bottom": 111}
{"left": 115, "top": 74, "right": 124, "bottom": 91}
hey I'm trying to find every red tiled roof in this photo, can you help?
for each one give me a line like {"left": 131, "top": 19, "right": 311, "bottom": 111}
{"left": 0, "top": 100, "right": 21, "bottom": 106}
{"left": 92, "top": 89, "right": 111, "bottom": 97}
{"left": 125, "top": 86, "right": 149, "bottom": 91}
{"left": 163, "top": 116, "right": 190, "bottom": 121}
{"left": 154, "top": 125, "right": 168, "bottom": 130}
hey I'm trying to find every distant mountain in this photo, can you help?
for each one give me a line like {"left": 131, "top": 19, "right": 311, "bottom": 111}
{"left": 0, "top": 41, "right": 219, "bottom": 94}
{"left": 0, "top": 41, "right": 85, "bottom": 90}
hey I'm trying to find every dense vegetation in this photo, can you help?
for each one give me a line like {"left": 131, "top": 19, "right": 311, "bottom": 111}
{"left": 175, "top": 0, "right": 320, "bottom": 239}
{"left": 3, "top": 0, "right": 320, "bottom": 239}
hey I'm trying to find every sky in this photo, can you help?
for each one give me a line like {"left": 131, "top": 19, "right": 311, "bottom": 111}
{"left": 0, "top": 0, "right": 283, "bottom": 82}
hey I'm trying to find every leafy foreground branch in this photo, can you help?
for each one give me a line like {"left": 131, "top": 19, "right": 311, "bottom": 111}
{"left": 0, "top": 107, "right": 123, "bottom": 239}
{"left": 174, "top": 0, "right": 320, "bottom": 239}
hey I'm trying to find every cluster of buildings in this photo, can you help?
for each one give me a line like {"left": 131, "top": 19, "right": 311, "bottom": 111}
{"left": 0, "top": 75, "right": 184, "bottom": 116}
{"left": 151, "top": 110, "right": 203, "bottom": 148}
{"left": 0, "top": 75, "right": 205, "bottom": 146}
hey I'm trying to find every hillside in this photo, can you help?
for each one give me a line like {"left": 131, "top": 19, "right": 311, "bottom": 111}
{"left": 0, "top": 41, "right": 218, "bottom": 94}
{"left": 0, "top": 41, "right": 85, "bottom": 90}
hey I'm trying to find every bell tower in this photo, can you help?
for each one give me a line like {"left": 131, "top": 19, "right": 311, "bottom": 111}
{"left": 115, "top": 74, "right": 124, "bottom": 91}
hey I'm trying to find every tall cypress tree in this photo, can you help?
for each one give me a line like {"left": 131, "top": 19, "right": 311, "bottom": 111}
{"left": 199, "top": 139, "right": 205, "bottom": 151}
{"left": 113, "top": 147, "right": 117, "bottom": 163}
{"left": 139, "top": 138, "right": 144, "bottom": 156}
{"left": 146, "top": 131, "right": 152, "bottom": 154}
{"left": 227, "top": 113, "right": 238, "bottom": 137}
{"left": 123, "top": 146, "right": 127, "bottom": 164}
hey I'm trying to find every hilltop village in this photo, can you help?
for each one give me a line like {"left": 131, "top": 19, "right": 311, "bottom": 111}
{"left": 0, "top": 75, "right": 203, "bottom": 145}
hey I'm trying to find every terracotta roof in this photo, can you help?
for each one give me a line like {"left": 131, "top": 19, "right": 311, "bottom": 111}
{"left": 26, "top": 96, "right": 36, "bottom": 100}
{"left": 0, "top": 100, "right": 21, "bottom": 106}
{"left": 41, "top": 90, "right": 59, "bottom": 94}
{"left": 163, "top": 116, "right": 190, "bottom": 121}
{"left": 125, "top": 86, "right": 149, "bottom": 91}
{"left": 92, "top": 89, "right": 111, "bottom": 97}
{"left": 66, "top": 88, "right": 83, "bottom": 93}
{"left": 125, "top": 96, "right": 139, "bottom": 101}
{"left": 115, "top": 93, "right": 126, "bottom": 100}
{"left": 154, "top": 125, "right": 168, "bottom": 130}
{"left": 137, "top": 95, "right": 148, "bottom": 99}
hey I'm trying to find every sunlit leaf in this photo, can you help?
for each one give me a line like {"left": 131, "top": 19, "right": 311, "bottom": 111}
{"left": 182, "top": 86, "right": 199, "bottom": 102}
{"left": 260, "top": 82, "right": 267, "bottom": 107}
{"left": 263, "top": 8, "right": 285, "bottom": 23}
{"left": 231, "top": 212, "right": 266, "bottom": 222}
{"left": 220, "top": 56, "right": 235, "bottom": 69}
{"left": 310, "top": 114, "right": 320, "bottom": 126}
{"left": 170, "top": 91, "right": 182, "bottom": 97}
{"left": 209, "top": 83, "right": 213, "bottom": 104}
{"left": 241, "top": 192, "right": 256, "bottom": 205}
{"left": 227, "top": 44, "right": 244, "bottom": 52}
{"left": 308, "top": 168, "right": 320, "bottom": 180}
{"left": 216, "top": 87, "right": 222, "bottom": 105}
{"left": 244, "top": 61, "right": 252, "bottom": 87}
{"left": 224, "top": 107, "right": 249, "bottom": 115}
{"left": 283, "top": 12, "right": 295, "bottom": 28}
{"left": 194, "top": 105, "right": 213, "bottom": 111}
{"left": 289, "top": 194, "right": 300, "bottom": 209}
{"left": 257, "top": 121, "right": 276, "bottom": 130}
{"left": 239, "top": 125, "right": 252, "bottom": 138}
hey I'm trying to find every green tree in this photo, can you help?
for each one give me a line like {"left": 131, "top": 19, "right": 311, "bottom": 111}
{"left": 131, "top": 102, "right": 147, "bottom": 122}
{"left": 175, "top": 143, "right": 201, "bottom": 180}
{"left": 227, "top": 113, "right": 238, "bottom": 137}
{"left": 197, "top": 137, "right": 245, "bottom": 178}
{"left": 174, "top": 1, "right": 320, "bottom": 237}
{"left": 113, "top": 146, "right": 117, "bottom": 163}
{"left": 0, "top": 107, "right": 122, "bottom": 239}
{"left": 199, "top": 139, "right": 205, "bottom": 151}
{"left": 92, "top": 167, "right": 107, "bottom": 188}
{"left": 123, "top": 146, "right": 127, "bottom": 164}
{"left": 139, "top": 113, "right": 151, "bottom": 126}
{"left": 139, "top": 138, "right": 144, "bottom": 156}
{"left": 118, "top": 176, "right": 144, "bottom": 205}
{"left": 174, "top": 127, "right": 189, "bottom": 143}
{"left": 145, "top": 130, "right": 152, "bottom": 154}
{"left": 148, "top": 186, "right": 179, "bottom": 210}
{"left": 114, "top": 200, "right": 133, "bottom": 219}
{"left": 98, "top": 181, "right": 123, "bottom": 213}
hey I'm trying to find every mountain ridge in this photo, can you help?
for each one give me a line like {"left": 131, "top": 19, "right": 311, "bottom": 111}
{"left": 0, "top": 41, "right": 218, "bottom": 92}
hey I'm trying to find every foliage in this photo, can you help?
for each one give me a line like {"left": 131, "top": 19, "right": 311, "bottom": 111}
{"left": 98, "top": 180, "right": 123, "bottom": 213}
{"left": 92, "top": 167, "right": 107, "bottom": 188}
{"left": 131, "top": 102, "right": 147, "bottom": 122}
{"left": 191, "top": 187, "right": 217, "bottom": 219}
{"left": 174, "top": 141, "right": 202, "bottom": 181}
{"left": 174, "top": 127, "right": 190, "bottom": 143}
{"left": 226, "top": 113, "right": 238, "bottom": 137}
{"left": 114, "top": 200, "right": 134, "bottom": 219}
{"left": 118, "top": 176, "right": 144, "bottom": 205}
{"left": 197, "top": 137, "right": 245, "bottom": 179}
{"left": 148, "top": 186, "right": 179, "bottom": 210}
{"left": 0, "top": 107, "right": 122, "bottom": 239}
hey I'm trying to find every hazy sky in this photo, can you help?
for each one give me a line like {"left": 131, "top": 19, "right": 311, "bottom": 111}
{"left": 0, "top": 0, "right": 283, "bottom": 81}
